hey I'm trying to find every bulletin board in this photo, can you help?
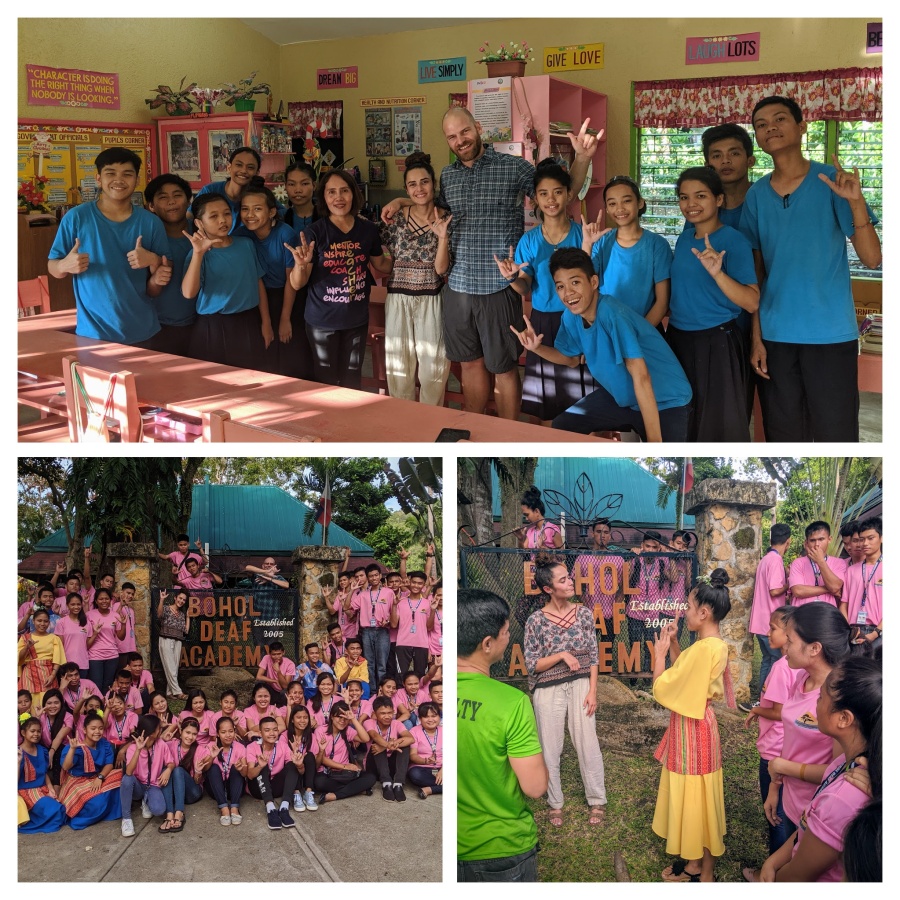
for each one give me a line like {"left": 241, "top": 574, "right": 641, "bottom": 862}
{"left": 18, "top": 119, "right": 155, "bottom": 208}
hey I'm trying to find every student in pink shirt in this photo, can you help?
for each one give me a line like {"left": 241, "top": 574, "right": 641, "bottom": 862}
{"left": 38, "top": 689, "right": 72, "bottom": 785}
{"left": 107, "top": 668, "right": 144, "bottom": 714}
{"left": 71, "top": 693, "right": 104, "bottom": 742}
{"left": 408, "top": 701, "right": 443, "bottom": 799}
{"left": 177, "top": 555, "right": 223, "bottom": 595}
{"left": 839, "top": 521, "right": 865, "bottom": 565}
{"left": 385, "top": 566, "right": 408, "bottom": 679}
{"left": 209, "top": 689, "right": 246, "bottom": 736}
{"left": 426, "top": 580, "right": 443, "bottom": 661}
{"left": 160, "top": 716, "right": 203, "bottom": 832}
{"left": 391, "top": 569, "right": 432, "bottom": 678}
{"left": 103, "top": 692, "right": 138, "bottom": 765}
{"left": 516, "top": 486, "right": 563, "bottom": 549}
{"left": 743, "top": 606, "right": 798, "bottom": 853}
{"left": 763, "top": 602, "right": 862, "bottom": 835}
{"left": 177, "top": 690, "right": 216, "bottom": 747}
{"left": 324, "top": 621, "right": 346, "bottom": 669}
{"left": 839, "top": 516, "right": 883, "bottom": 646}
{"left": 280, "top": 704, "right": 319, "bottom": 812}
{"left": 56, "top": 663, "right": 100, "bottom": 714}
{"left": 119, "top": 714, "right": 176, "bottom": 837}
{"left": 310, "top": 672, "right": 338, "bottom": 728}
{"left": 86, "top": 589, "right": 126, "bottom": 694}
{"left": 125, "top": 652, "right": 155, "bottom": 710}
{"left": 201, "top": 715, "right": 247, "bottom": 825}
{"left": 351, "top": 564, "right": 394, "bottom": 696}
{"left": 324, "top": 574, "right": 358, "bottom": 643}
{"left": 788, "top": 521, "right": 847, "bottom": 608}
{"left": 394, "top": 671, "right": 430, "bottom": 728}
{"left": 114, "top": 582, "right": 139, "bottom": 665}
{"left": 747, "top": 524, "right": 792, "bottom": 703}
{"left": 244, "top": 716, "right": 303, "bottom": 829}
{"left": 18, "top": 583, "right": 59, "bottom": 637}
{"left": 241, "top": 683, "right": 286, "bottom": 740}
{"left": 158, "top": 534, "right": 208, "bottom": 581}
{"left": 573, "top": 523, "right": 623, "bottom": 642}
{"left": 627, "top": 532, "right": 668, "bottom": 671}
{"left": 147, "top": 692, "right": 179, "bottom": 737}
{"left": 52, "top": 595, "right": 92, "bottom": 679}
{"left": 341, "top": 679, "right": 374, "bottom": 723}
{"left": 747, "top": 655, "right": 880, "bottom": 882}
{"left": 255, "top": 641, "right": 297, "bottom": 704}
{"left": 428, "top": 680, "right": 442, "bottom": 720}
{"left": 313, "top": 700, "right": 376, "bottom": 805}
{"left": 364, "top": 695, "right": 413, "bottom": 801}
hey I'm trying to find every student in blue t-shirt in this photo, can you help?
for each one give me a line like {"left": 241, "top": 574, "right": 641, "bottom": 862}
{"left": 181, "top": 193, "right": 267, "bottom": 370}
{"left": 583, "top": 175, "right": 672, "bottom": 326}
{"left": 195, "top": 146, "right": 261, "bottom": 235}
{"left": 667, "top": 167, "right": 759, "bottom": 442}
{"left": 742, "top": 95, "right": 882, "bottom": 442}
{"left": 495, "top": 159, "right": 598, "bottom": 422}
{"left": 511, "top": 247, "right": 692, "bottom": 441}
{"left": 701, "top": 124, "right": 756, "bottom": 230}
{"left": 144, "top": 173, "right": 195, "bottom": 357}
{"left": 48, "top": 148, "right": 167, "bottom": 346}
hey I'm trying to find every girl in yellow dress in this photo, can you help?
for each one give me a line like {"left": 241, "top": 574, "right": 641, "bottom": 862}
{"left": 651, "top": 568, "right": 735, "bottom": 882}
{"left": 17, "top": 609, "right": 67, "bottom": 706}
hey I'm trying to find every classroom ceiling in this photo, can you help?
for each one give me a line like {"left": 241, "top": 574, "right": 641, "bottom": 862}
{"left": 241, "top": 18, "right": 497, "bottom": 45}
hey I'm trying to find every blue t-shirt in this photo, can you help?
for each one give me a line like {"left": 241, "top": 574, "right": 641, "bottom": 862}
{"left": 302, "top": 217, "right": 383, "bottom": 330}
{"left": 669, "top": 224, "right": 757, "bottom": 331}
{"left": 514, "top": 221, "right": 588, "bottom": 313}
{"left": 591, "top": 229, "right": 672, "bottom": 318}
{"left": 719, "top": 204, "right": 744, "bottom": 230}
{"left": 49, "top": 202, "right": 167, "bottom": 344}
{"left": 233, "top": 221, "right": 298, "bottom": 289}
{"left": 740, "top": 161, "right": 877, "bottom": 344}
{"left": 197, "top": 181, "right": 287, "bottom": 235}
{"left": 184, "top": 236, "right": 264, "bottom": 316}
{"left": 155, "top": 232, "right": 195, "bottom": 327}
{"left": 554, "top": 296, "right": 692, "bottom": 412}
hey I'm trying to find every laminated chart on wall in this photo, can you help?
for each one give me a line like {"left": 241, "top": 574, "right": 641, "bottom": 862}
{"left": 470, "top": 78, "right": 512, "bottom": 143}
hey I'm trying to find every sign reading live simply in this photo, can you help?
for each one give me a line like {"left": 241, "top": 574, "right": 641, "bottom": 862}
{"left": 317, "top": 66, "right": 358, "bottom": 90}
{"left": 866, "top": 22, "right": 882, "bottom": 53}
{"left": 685, "top": 32, "right": 760, "bottom": 65}
{"left": 418, "top": 57, "right": 466, "bottom": 83}
{"left": 26, "top": 64, "right": 120, "bottom": 109}
{"left": 543, "top": 43, "right": 605, "bottom": 73}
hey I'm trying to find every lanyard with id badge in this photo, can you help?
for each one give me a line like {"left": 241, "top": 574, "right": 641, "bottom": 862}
{"left": 857, "top": 557, "right": 882, "bottom": 625}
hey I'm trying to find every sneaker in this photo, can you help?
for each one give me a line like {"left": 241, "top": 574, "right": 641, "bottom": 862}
{"left": 293, "top": 792, "right": 305, "bottom": 812}
{"left": 393, "top": 785, "right": 407, "bottom": 802}
{"left": 303, "top": 789, "right": 318, "bottom": 811}
{"left": 382, "top": 783, "right": 395, "bottom": 802}
{"left": 279, "top": 807, "right": 295, "bottom": 827}
{"left": 121, "top": 818, "right": 135, "bottom": 837}
{"left": 317, "top": 792, "right": 328, "bottom": 806}
{"left": 231, "top": 812, "right": 243, "bottom": 825}
{"left": 220, "top": 814, "right": 232, "bottom": 826}
{"left": 141, "top": 797, "right": 152, "bottom": 819}
{"left": 267, "top": 809, "right": 282, "bottom": 829}
{"left": 738, "top": 702, "right": 757, "bottom": 714}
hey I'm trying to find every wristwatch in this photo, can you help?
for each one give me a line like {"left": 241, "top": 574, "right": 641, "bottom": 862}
{"left": 97, "top": 773, "right": 106, "bottom": 782}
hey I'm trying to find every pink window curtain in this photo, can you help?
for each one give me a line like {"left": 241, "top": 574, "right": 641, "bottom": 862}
{"left": 633, "top": 68, "right": 882, "bottom": 127}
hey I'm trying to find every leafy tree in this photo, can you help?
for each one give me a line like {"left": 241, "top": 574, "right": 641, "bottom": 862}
{"left": 365, "top": 513, "right": 418, "bottom": 570}
{"left": 18, "top": 458, "right": 69, "bottom": 560}
{"left": 641, "top": 457, "right": 735, "bottom": 526}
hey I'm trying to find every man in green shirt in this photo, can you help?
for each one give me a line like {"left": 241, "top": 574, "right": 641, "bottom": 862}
{"left": 458, "top": 588, "right": 548, "bottom": 882}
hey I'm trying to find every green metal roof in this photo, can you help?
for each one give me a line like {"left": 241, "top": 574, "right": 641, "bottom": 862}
{"left": 491, "top": 458, "right": 694, "bottom": 528}
{"left": 35, "top": 482, "right": 373, "bottom": 554}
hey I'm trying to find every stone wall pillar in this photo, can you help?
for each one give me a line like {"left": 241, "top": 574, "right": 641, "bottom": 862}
{"left": 685, "top": 479, "right": 777, "bottom": 702}
{"left": 106, "top": 542, "right": 160, "bottom": 666}
{"left": 292, "top": 545, "right": 348, "bottom": 648}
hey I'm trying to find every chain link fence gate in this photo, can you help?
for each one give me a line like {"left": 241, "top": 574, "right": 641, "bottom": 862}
{"left": 459, "top": 547, "right": 699, "bottom": 682}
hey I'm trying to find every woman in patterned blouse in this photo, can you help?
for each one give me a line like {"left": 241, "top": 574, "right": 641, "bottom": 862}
{"left": 523, "top": 556, "right": 607, "bottom": 828}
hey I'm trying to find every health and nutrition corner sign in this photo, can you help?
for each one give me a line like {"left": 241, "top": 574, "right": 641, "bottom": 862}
{"left": 686, "top": 32, "right": 760, "bottom": 65}
{"left": 543, "top": 43, "right": 605, "bottom": 73}
{"left": 26, "top": 65, "right": 120, "bottom": 109}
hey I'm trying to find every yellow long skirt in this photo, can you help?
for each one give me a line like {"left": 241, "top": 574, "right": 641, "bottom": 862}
{"left": 652, "top": 767, "right": 726, "bottom": 859}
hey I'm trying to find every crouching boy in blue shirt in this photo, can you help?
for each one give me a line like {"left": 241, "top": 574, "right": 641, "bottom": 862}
{"left": 48, "top": 148, "right": 167, "bottom": 346}
{"left": 511, "top": 247, "right": 692, "bottom": 441}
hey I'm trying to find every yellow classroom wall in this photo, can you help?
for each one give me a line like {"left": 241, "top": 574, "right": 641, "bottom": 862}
{"left": 19, "top": 17, "right": 880, "bottom": 190}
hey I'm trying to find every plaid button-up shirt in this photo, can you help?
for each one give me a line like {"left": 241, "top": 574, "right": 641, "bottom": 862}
{"left": 439, "top": 147, "right": 535, "bottom": 295}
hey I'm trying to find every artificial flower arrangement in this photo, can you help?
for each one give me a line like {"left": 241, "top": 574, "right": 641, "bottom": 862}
{"left": 190, "top": 86, "right": 227, "bottom": 111}
{"left": 18, "top": 176, "right": 50, "bottom": 213}
{"left": 476, "top": 40, "right": 536, "bottom": 64}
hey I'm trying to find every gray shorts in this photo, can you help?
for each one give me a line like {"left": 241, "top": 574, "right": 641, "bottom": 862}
{"left": 442, "top": 285, "right": 522, "bottom": 374}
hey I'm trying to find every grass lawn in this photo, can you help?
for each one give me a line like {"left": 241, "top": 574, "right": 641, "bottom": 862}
{"left": 521, "top": 643, "right": 770, "bottom": 882}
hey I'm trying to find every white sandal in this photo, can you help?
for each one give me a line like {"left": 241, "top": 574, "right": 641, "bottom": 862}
{"left": 219, "top": 814, "right": 231, "bottom": 826}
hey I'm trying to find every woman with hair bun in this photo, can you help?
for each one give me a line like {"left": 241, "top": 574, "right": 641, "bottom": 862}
{"left": 377, "top": 152, "right": 451, "bottom": 405}
{"left": 516, "top": 486, "right": 563, "bottom": 550}
{"left": 651, "top": 568, "right": 735, "bottom": 882}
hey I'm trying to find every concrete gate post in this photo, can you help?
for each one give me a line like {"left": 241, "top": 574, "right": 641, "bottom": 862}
{"left": 105, "top": 542, "right": 160, "bottom": 666}
{"left": 292, "top": 545, "right": 349, "bottom": 648}
{"left": 685, "top": 479, "right": 777, "bottom": 702}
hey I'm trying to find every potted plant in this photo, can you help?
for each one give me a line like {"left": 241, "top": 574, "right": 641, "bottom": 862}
{"left": 222, "top": 72, "right": 271, "bottom": 112}
{"left": 145, "top": 77, "right": 197, "bottom": 115}
{"left": 476, "top": 40, "right": 535, "bottom": 79}
{"left": 189, "top": 86, "right": 226, "bottom": 114}
{"left": 18, "top": 176, "right": 50, "bottom": 214}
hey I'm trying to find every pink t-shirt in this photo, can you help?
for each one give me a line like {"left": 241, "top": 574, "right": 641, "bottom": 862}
{"left": 104, "top": 710, "right": 138, "bottom": 745}
{"left": 351, "top": 586, "right": 393, "bottom": 628}
{"left": 133, "top": 670, "right": 154, "bottom": 691}
{"left": 392, "top": 686, "right": 430, "bottom": 715}
{"left": 54, "top": 585, "right": 95, "bottom": 612}
{"left": 246, "top": 738, "right": 293, "bottom": 776}
{"left": 791, "top": 754, "right": 869, "bottom": 881}
{"left": 788, "top": 556, "right": 848, "bottom": 607}
{"left": 626, "top": 556, "right": 667, "bottom": 621}
{"left": 428, "top": 609, "right": 443, "bottom": 656}
{"left": 61, "top": 679, "right": 101, "bottom": 712}
{"left": 408, "top": 723, "right": 442, "bottom": 768}
{"left": 86, "top": 609, "right": 121, "bottom": 660}
{"left": 178, "top": 709, "right": 216, "bottom": 746}
{"left": 40, "top": 712, "right": 73, "bottom": 748}
{"left": 780, "top": 672, "right": 836, "bottom": 825}
{"left": 210, "top": 709, "right": 246, "bottom": 734}
{"left": 574, "top": 553, "right": 622, "bottom": 619}
{"left": 756, "top": 656, "right": 798, "bottom": 761}
{"left": 842, "top": 558, "right": 883, "bottom": 627}
{"left": 313, "top": 723, "right": 361, "bottom": 772}
{"left": 750, "top": 550, "right": 788, "bottom": 634}
{"left": 330, "top": 592, "right": 359, "bottom": 640}
{"left": 243, "top": 704, "right": 286, "bottom": 730}
{"left": 524, "top": 521, "right": 561, "bottom": 549}
{"left": 115, "top": 603, "right": 137, "bottom": 654}
{"left": 125, "top": 740, "right": 172, "bottom": 786}
{"left": 165, "top": 738, "right": 203, "bottom": 775}
{"left": 53, "top": 616, "right": 92, "bottom": 670}
{"left": 395, "top": 595, "right": 432, "bottom": 648}
{"left": 108, "top": 685, "right": 143, "bottom": 714}
{"left": 347, "top": 699, "right": 374, "bottom": 722}
{"left": 363, "top": 717, "right": 405, "bottom": 756}
{"left": 258, "top": 654, "right": 297, "bottom": 685}
{"left": 208, "top": 740, "right": 247, "bottom": 778}
{"left": 165, "top": 550, "right": 192, "bottom": 577}
{"left": 310, "top": 697, "right": 337, "bottom": 729}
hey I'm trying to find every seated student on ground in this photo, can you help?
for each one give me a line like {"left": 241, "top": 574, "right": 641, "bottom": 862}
{"left": 159, "top": 716, "right": 204, "bottom": 833}
{"left": 177, "top": 689, "right": 215, "bottom": 748}
{"left": 408, "top": 701, "right": 443, "bottom": 799}
{"left": 209, "top": 688, "right": 245, "bottom": 737}
{"left": 394, "top": 671, "right": 430, "bottom": 729}
{"left": 255, "top": 641, "right": 296, "bottom": 707}
{"left": 364, "top": 695, "right": 414, "bottom": 802}
{"left": 201, "top": 715, "right": 247, "bottom": 826}
{"left": 119, "top": 714, "right": 176, "bottom": 837}
{"left": 57, "top": 662, "right": 100, "bottom": 715}
{"left": 242, "top": 715, "right": 303, "bottom": 830}
{"left": 71, "top": 693, "right": 104, "bottom": 742}
{"left": 126, "top": 652, "right": 155, "bottom": 711}
{"left": 241, "top": 683, "right": 286, "bottom": 740}
{"left": 107, "top": 667, "right": 144, "bottom": 714}
{"left": 310, "top": 672, "right": 339, "bottom": 728}
{"left": 511, "top": 247, "right": 692, "bottom": 441}
{"left": 283, "top": 681, "right": 306, "bottom": 712}
{"left": 334, "top": 638, "right": 370, "bottom": 698}
{"left": 297, "top": 642, "right": 335, "bottom": 701}
{"left": 428, "top": 680, "right": 443, "bottom": 721}
{"left": 377, "top": 675, "right": 399, "bottom": 703}
{"left": 38, "top": 688, "right": 72, "bottom": 786}
{"left": 342, "top": 679, "right": 374, "bottom": 723}
{"left": 313, "top": 700, "right": 376, "bottom": 805}
{"left": 59, "top": 710, "right": 123, "bottom": 829}
{"left": 18, "top": 716, "right": 67, "bottom": 834}
{"left": 103, "top": 691, "right": 137, "bottom": 766}
{"left": 279, "top": 703, "right": 319, "bottom": 813}
{"left": 147, "top": 691, "right": 178, "bottom": 735}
